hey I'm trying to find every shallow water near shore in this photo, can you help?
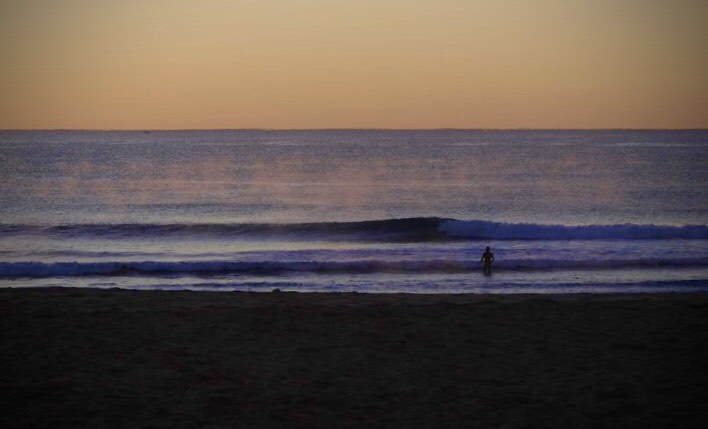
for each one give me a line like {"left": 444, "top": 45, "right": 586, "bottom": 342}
{"left": 1, "top": 129, "right": 707, "bottom": 293}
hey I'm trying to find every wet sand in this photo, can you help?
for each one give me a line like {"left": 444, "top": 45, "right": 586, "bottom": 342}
{"left": 2, "top": 288, "right": 707, "bottom": 428}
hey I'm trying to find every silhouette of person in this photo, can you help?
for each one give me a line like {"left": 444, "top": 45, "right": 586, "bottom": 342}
{"left": 480, "top": 246, "right": 495, "bottom": 275}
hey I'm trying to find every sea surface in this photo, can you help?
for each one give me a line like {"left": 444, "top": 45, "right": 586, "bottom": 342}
{"left": 1, "top": 129, "right": 707, "bottom": 293}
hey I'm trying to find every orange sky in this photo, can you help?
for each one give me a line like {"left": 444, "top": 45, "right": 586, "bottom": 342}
{"left": 1, "top": 0, "right": 707, "bottom": 129}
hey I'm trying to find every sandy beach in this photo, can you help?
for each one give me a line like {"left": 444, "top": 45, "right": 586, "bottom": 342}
{"left": 2, "top": 288, "right": 707, "bottom": 428}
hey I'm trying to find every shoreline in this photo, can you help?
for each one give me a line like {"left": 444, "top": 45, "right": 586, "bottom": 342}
{"left": 2, "top": 288, "right": 707, "bottom": 428}
{"left": 5, "top": 284, "right": 708, "bottom": 296}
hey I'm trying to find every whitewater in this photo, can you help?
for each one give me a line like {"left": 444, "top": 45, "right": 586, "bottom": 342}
{"left": 1, "top": 130, "right": 707, "bottom": 293}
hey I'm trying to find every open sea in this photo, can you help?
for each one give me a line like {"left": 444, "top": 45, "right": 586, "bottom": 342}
{"left": 1, "top": 129, "right": 707, "bottom": 293}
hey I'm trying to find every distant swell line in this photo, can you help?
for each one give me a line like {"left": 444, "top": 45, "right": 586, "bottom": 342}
{"left": 1, "top": 258, "right": 707, "bottom": 278}
{"left": 1, "top": 218, "right": 707, "bottom": 241}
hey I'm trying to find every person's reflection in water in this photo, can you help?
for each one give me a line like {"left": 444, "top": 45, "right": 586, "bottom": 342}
{"left": 480, "top": 246, "right": 495, "bottom": 275}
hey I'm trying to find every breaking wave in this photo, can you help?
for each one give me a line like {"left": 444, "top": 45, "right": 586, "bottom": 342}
{"left": 437, "top": 219, "right": 708, "bottom": 240}
{"left": 2, "top": 257, "right": 707, "bottom": 278}
{"left": 2, "top": 218, "right": 707, "bottom": 241}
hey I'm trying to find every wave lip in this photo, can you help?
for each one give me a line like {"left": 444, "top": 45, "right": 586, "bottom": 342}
{"left": 2, "top": 257, "right": 707, "bottom": 278}
{"left": 0, "top": 218, "right": 447, "bottom": 241}
{"left": 2, "top": 218, "right": 707, "bottom": 241}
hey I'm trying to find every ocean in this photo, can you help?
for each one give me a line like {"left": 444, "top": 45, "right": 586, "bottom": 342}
{"left": 1, "top": 129, "right": 707, "bottom": 293}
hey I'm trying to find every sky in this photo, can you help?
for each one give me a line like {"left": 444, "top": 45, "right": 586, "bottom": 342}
{"left": 1, "top": 0, "right": 707, "bottom": 129}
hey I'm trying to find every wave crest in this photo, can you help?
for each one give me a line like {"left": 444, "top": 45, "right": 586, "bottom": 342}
{"left": 2, "top": 218, "right": 707, "bottom": 241}
{"left": 2, "top": 257, "right": 707, "bottom": 278}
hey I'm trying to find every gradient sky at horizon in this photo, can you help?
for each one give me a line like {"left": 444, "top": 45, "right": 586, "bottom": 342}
{"left": 1, "top": 0, "right": 707, "bottom": 129}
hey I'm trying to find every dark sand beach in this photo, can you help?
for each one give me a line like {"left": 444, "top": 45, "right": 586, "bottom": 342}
{"left": 2, "top": 288, "right": 707, "bottom": 428}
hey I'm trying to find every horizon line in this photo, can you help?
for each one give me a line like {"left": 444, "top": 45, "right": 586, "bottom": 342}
{"left": 2, "top": 127, "right": 708, "bottom": 132}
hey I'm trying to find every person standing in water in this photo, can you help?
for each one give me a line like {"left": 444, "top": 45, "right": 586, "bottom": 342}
{"left": 480, "top": 246, "right": 495, "bottom": 275}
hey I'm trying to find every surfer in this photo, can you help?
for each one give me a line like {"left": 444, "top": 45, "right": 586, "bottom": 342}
{"left": 480, "top": 246, "right": 495, "bottom": 275}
